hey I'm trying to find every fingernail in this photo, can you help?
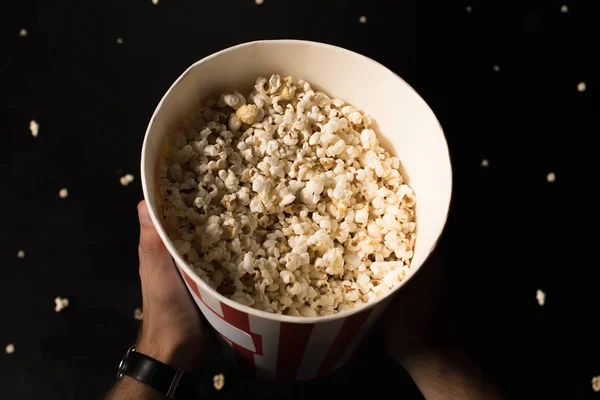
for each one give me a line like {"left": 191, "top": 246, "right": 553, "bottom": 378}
{"left": 138, "top": 202, "right": 154, "bottom": 227}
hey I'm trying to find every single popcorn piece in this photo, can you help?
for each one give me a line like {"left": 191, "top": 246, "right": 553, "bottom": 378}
{"left": 160, "top": 74, "right": 417, "bottom": 317}
{"left": 536, "top": 289, "right": 545, "bottom": 306}
{"left": 235, "top": 104, "right": 257, "bottom": 124}
{"left": 465, "top": 5, "right": 472, "bottom": 12}
{"left": 359, "top": 15, "right": 367, "bottom": 24}
{"left": 577, "top": 82, "right": 586, "bottom": 92}
{"left": 481, "top": 159, "right": 489, "bottom": 167}
{"left": 151, "top": 0, "right": 158, "bottom": 4}
{"left": 592, "top": 376, "right": 600, "bottom": 392}
{"left": 5, "top": 344, "right": 15, "bottom": 354}
{"left": 19, "top": 29, "right": 27, "bottom": 37}
{"left": 29, "top": 120, "right": 39, "bottom": 137}
{"left": 54, "top": 297, "right": 69, "bottom": 312}
{"left": 493, "top": 65, "right": 500, "bottom": 72}
{"left": 116, "top": 38, "right": 123, "bottom": 44}
{"left": 134, "top": 308, "right": 143, "bottom": 321}
{"left": 213, "top": 373, "right": 225, "bottom": 390}
{"left": 560, "top": 5, "right": 568, "bottom": 13}
{"left": 59, "top": 188, "right": 68, "bottom": 198}
{"left": 120, "top": 174, "right": 135, "bottom": 186}
{"left": 255, "top": 0, "right": 264, "bottom": 4}
{"left": 17, "top": 250, "right": 25, "bottom": 259}
{"left": 546, "top": 172, "right": 555, "bottom": 183}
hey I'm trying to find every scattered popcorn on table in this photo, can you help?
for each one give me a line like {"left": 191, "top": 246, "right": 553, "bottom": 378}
{"left": 560, "top": 5, "right": 568, "bottom": 13}
{"left": 133, "top": 308, "right": 143, "bottom": 321}
{"left": 546, "top": 172, "right": 555, "bottom": 183}
{"left": 29, "top": 120, "right": 39, "bottom": 137}
{"left": 481, "top": 159, "right": 489, "bottom": 167}
{"left": 59, "top": 188, "right": 68, "bottom": 199}
{"left": 116, "top": 38, "right": 123, "bottom": 44}
{"left": 213, "top": 374, "right": 225, "bottom": 391}
{"left": 255, "top": 0, "right": 264, "bottom": 4}
{"left": 5, "top": 344, "right": 15, "bottom": 354}
{"left": 359, "top": 15, "right": 367, "bottom": 24}
{"left": 19, "top": 29, "right": 27, "bottom": 37}
{"left": 120, "top": 174, "right": 135, "bottom": 186}
{"left": 592, "top": 376, "right": 600, "bottom": 392}
{"left": 577, "top": 82, "right": 586, "bottom": 92}
{"left": 493, "top": 65, "right": 500, "bottom": 72}
{"left": 465, "top": 5, "right": 472, "bottom": 12}
{"left": 160, "top": 75, "right": 417, "bottom": 317}
{"left": 54, "top": 297, "right": 69, "bottom": 312}
{"left": 536, "top": 289, "right": 545, "bottom": 306}
{"left": 17, "top": 250, "right": 25, "bottom": 259}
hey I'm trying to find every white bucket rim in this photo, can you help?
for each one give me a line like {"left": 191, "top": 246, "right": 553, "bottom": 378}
{"left": 140, "top": 39, "right": 452, "bottom": 324}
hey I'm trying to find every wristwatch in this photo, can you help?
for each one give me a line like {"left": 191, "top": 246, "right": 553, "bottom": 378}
{"left": 117, "top": 345, "right": 195, "bottom": 399}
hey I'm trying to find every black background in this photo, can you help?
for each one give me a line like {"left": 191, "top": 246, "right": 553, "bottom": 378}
{"left": 1, "top": 0, "right": 598, "bottom": 399}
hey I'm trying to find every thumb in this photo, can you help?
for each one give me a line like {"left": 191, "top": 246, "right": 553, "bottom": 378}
{"left": 137, "top": 200, "right": 170, "bottom": 260}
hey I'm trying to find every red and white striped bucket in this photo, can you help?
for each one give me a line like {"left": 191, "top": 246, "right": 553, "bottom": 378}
{"left": 141, "top": 40, "right": 452, "bottom": 380}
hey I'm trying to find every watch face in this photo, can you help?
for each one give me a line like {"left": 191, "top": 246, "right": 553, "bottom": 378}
{"left": 117, "top": 345, "right": 136, "bottom": 380}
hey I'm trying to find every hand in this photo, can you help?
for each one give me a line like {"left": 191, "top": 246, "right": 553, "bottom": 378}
{"left": 136, "top": 200, "right": 204, "bottom": 372}
{"left": 384, "top": 247, "right": 504, "bottom": 399}
{"left": 384, "top": 247, "right": 446, "bottom": 364}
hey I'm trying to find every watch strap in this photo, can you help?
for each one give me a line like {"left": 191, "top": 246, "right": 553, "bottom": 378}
{"left": 120, "top": 348, "right": 194, "bottom": 399}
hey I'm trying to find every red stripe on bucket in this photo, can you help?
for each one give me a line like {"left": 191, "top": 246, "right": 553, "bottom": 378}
{"left": 275, "top": 322, "right": 314, "bottom": 381}
{"left": 316, "top": 309, "right": 372, "bottom": 376}
{"left": 178, "top": 267, "right": 201, "bottom": 299}
{"left": 221, "top": 302, "right": 265, "bottom": 375}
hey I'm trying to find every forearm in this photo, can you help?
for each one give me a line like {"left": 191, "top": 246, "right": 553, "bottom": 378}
{"left": 402, "top": 346, "right": 503, "bottom": 400}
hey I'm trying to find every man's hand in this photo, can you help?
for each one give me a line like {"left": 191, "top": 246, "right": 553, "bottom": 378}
{"left": 384, "top": 248, "right": 504, "bottom": 399}
{"left": 106, "top": 201, "right": 203, "bottom": 399}
{"left": 136, "top": 200, "right": 203, "bottom": 372}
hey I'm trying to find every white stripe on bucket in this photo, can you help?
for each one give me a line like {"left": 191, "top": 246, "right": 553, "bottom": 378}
{"left": 197, "top": 282, "right": 224, "bottom": 317}
{"left": 249, "top": 316, "right": 281, "bottom": 380}
{"left": 187, "top": 286, "right": 257, "bottom": 352}
{"left": 295, "top": 319, "right": 345, "bottom": 380}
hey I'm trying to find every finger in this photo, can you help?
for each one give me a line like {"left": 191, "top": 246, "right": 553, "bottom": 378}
{"left": 137, "top": 200, "right": 170, "bottom": 262}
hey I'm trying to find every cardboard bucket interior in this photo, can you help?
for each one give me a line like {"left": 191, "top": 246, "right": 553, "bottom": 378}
{"left": 141, "top": 40, "right": 452, "bottom": 380}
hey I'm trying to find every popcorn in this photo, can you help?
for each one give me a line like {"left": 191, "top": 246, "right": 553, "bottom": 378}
{"left": 546, "top": 172, "right": 555, "bottom": 183}
{"left": 359, "top": 15, "right": 367, "bottom": 24}
{"left": 481, "top": 159, "right": 489, "bottom": 167}
{"left": 134, "top": 308, "right": 143, "bottom": 321}
{"left": 120, "top": 174, "right": 135, "bottom": 186}
{"left": 160, "top": 75, "right": 416, "bottom": 316}
{"left": 17, "top": 250, "right": 25, "bottom": 259}
{"left": 236, "top": 104, "right": 258, "bottom": 124}
{"left": 54, "top": 297, "right": 69, "bottom": 312}
{"left": 59, "top": 188, "right": 68, "bottom": 198}
{"left": 19, "top": 29, "right": 27, "bottom": 37}
{"left": 213, "top": 373, "right": 225, "bottom": 390}
{"left": 577, "top": 82, "right": 586, "bottom": 92}
{"left": 593, "top": 376, "right": 600, "bottom": 392}
{"left": 116, "top": 38, "right": 123, "bottom": 44}
{"left": 29, "top": 120, "right": 39, "bottom": 137}
{"left": 5, "top": 343, "right": 15, "bottom": 354}
{"left": 560, "top": 5, "right": 568, "bottom": 13}
{"left": 493, "top": 65, "right": 500, "bottom": 72}
{"left": 536, "top": 289, "right": 545, "bottom": 306}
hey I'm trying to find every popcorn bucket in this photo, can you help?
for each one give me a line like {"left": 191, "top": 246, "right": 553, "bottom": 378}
{"left": 141, "top": 40, "right": 452, "bottom": 380}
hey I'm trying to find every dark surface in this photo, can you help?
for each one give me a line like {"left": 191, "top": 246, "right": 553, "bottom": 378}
{"left": 1, "top": 0, "right": 598, "bottom": 399}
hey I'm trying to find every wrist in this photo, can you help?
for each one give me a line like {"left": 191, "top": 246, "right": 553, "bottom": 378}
{"left": 136, "top": 336, "right": 203, "bottom": 373}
